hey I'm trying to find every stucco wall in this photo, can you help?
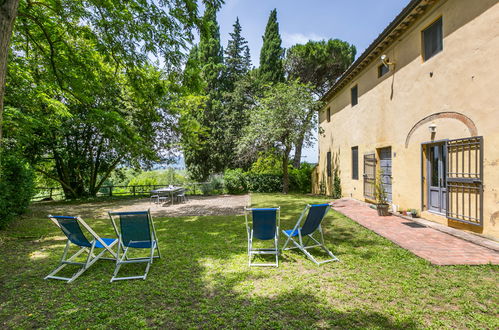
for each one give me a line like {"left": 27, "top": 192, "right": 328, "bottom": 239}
{"left": 316, "top": 0, "right": 499, "bottom": 238}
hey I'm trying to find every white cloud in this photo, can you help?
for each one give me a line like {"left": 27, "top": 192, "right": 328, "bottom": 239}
{"left": 281, "top": 32, "right": 326, "bottom": 48}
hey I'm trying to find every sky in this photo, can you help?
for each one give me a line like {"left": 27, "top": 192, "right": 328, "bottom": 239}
{"left": 209, "top": 0, "right": 411, "bottom": 163}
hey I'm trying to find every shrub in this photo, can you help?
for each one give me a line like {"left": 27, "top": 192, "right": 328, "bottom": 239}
{"left": 223, "top": 169, "right": 247, "bottom": 194}
{"left": 289, "top": 163, "right": 314, "bottom": 193}
{"left": 244, "top": 173, "right": 282, "bottom": 193}
{"left": 0, "top": 154, "right": 35, "bottom": 228}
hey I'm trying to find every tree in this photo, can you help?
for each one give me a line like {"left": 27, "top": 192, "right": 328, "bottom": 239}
{"left": 238, "top": 81, "right": 319, "bottom": 193}
{"left": 2, "top": 0, "right": 206, "bottom": 198}
{"left": 223, "top": 17, "right": 251, "bottom": 90}
{"left": 0, "top": 0, "right": 20, "bottom": 152}
{"left": 285, "top": 39, "right": 356, "bottom": 166}
{"left": 258, "top": 9, "right": 284, "bottom": 84}
{"left": 0, "top": 0, "right": 206, "bottom": 154}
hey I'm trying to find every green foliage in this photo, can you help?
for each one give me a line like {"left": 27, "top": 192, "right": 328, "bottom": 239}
{"left": 238, "top": 81, "right": 319, "bottom": 193}
{"left": 223, "top": 17, "right": 251, "bottom": 90}
{"left": 0, "top": 153, "right": 35, "bottom": 228}
{"left": 223, "top": 168, "right": 247, "bottom": 194}
{"left": 127, "top": 169, "right": 187, "bottom": 187}
{"left": 374, "top": 169, "right": 388, "bottom": 204}
{"left": 259, "top": 9, "right": 285, "bottom": 84}
{"left": 332, "top": 167, "right": 342, "bottom": 199}
{"left": 289, "top": 163, "right": 314, "bottom": 194}
{"left": 244, "top": 173, "right": 282, "bottom": 193}
{"left": 249, "top": 152, "right": 282, "bottom": 174}
{"left": 2, "top": 0, "right": 203, "bottom": 198}
{"left": 285, "top": 39, "right": 357, "bottom": 97}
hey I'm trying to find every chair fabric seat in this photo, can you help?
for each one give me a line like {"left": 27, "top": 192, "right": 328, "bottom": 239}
{"left": 283, "top": 229, "right": 300, "bottom": 237}
{"left": 94, "top": 237, "right": 118, "bottom": 248}
{"left": 124, "top": 240, "right": 153, "bottom": 248}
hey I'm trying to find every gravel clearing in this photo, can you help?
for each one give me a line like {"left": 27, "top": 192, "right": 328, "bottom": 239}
{"left": 28, "top": 194, "right": 250, "bottom": 219}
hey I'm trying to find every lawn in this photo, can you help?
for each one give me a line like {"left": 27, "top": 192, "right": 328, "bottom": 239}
{"left": 0, "top": 193, "right": 497, "bottom": 328}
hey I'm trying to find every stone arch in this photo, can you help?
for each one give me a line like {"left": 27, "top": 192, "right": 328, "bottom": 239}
{"left": 405, "top": 111, "right": 477, "bottom": 148}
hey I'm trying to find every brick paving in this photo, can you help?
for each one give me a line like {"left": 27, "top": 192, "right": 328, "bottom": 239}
{"left": 332, "top": 198, "right": 499, "bottom": 265}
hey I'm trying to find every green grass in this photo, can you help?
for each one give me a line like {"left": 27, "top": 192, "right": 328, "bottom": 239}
{"left": 0, "top": 193, "right": 497, "bottom": 329}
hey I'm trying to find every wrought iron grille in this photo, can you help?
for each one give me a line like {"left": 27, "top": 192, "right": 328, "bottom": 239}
{"left": 363, "top": 153, "right": 376, "bottom": 200}
{"left": 446, "top": 136, "right": 483, "bottom": 226}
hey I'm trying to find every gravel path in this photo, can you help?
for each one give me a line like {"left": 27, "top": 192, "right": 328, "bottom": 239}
{"left": 28, "top": 194, "right": 250, "bottom": 219}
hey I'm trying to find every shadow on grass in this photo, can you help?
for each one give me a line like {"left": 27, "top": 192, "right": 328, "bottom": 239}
{"left": 0, "top": 193, "right": 472, "bottom": 328}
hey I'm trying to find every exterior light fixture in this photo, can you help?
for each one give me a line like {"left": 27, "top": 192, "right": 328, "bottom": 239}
{"left": 380, "top": 54, "right": 396, "bottom": 67}
{"left": 428, "top": 123, "right": 437, "bottom": 133}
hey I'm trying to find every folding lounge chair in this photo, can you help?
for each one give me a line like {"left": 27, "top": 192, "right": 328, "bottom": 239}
{"left": 45, "top": 215, "right": 118, "bottom": 283}
{"left": 108, "top": 210, "right": 161, "bottom": 281}
{"left": 244, "top": 207, "right": 280, "bottom": 267}
{"left": 282, "top": 204, "right": 339, "bottom": 265}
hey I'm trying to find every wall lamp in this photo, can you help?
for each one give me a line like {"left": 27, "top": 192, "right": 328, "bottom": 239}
{"left": 428, "top": 123, "right": 437, "bottom": 133}
{"left": 380, "top": 54, "right": 396, "bottom": 67}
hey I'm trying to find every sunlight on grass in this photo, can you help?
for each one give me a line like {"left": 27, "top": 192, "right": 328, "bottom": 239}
{"left": 0, "top": 193, "right": 497, "bottom": 328}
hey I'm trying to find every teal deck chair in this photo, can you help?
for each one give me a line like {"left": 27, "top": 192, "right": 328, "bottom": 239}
{"left": 244, "top": 207, "right": 280, "bottom": 267}
{"left": 282, "top": 204, "right": 339, "bottom": 265}
{"left": 46, "top": 215, "right": 118, "bottom": 283}
{"left": 108, "top": 210, "right": 161, "bottom": 281}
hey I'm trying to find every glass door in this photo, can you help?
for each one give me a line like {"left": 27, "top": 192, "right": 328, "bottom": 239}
{"left": 427, "top": 143, "right": 447, "bottom": 213}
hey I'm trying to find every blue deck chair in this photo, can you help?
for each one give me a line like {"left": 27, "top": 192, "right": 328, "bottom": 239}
{"left": 108, "top": 210, "right": 161, "bottom": 281}
{"left": 282, "top": 204, "right": 339, "bottom": 265}
{"left": 46, "top": 215, "right": 118, "bottom": 283}
{"left": 244, "top": 207, "right": 280, "bottom": 267}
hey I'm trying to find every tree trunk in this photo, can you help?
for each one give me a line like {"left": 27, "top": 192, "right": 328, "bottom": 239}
{"left": 0, "top": 0, "right": 20, "bottom": 150}
{"left": 282, "top": 148, "right": 290, "bottom": 194}
{"left": 292, "top": 135, "right": 304, "bottom": 168}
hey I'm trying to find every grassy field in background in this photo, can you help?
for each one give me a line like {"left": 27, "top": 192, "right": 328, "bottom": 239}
{"left": 0, "top": 193, "right": 497, "bottom": 328}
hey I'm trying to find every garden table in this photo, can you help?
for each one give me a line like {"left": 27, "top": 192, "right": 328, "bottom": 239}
{"left": 151, "top": 186, "right": 183, "bottom": 206}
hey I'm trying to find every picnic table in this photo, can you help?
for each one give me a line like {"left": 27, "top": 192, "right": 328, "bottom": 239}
{"left": 151, "top": 186, "right": 184, "bottom": 206}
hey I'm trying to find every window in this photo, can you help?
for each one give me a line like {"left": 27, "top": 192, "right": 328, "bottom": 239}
{"left": 422, "top": 17, "right": 443, "bottom": 61}
{"left": 351, "top": 85, "right": 358, "bottom": 106}
{"left": 326, "top": 107, "right": 331, "bottom": 122}
{"left": 378, "top": 63, "right": 389, "bottom": 77}
{"left": 351, "top": 146, "right": 359, "bottom": 180}
{"left": 326, "top": 151, "right": 332, "bottom": 177}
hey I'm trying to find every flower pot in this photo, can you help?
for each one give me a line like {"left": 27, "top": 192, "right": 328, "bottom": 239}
{"left": 406, "top": 212, "right": 413, "bottom": 217}
{"left": 411, "top": 213, "right": 418, "bottom": 218}
{"left": 376, "top": 203, "right": 390, "bottom": 216}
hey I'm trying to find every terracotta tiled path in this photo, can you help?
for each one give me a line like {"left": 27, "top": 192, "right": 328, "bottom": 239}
{"left": 332, "top": 198, "right": 499, "bottom": 265}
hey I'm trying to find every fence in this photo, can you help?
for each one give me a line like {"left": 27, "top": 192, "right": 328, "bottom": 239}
{"left": 31, "top": 182, "right": 215, "bottom": 202}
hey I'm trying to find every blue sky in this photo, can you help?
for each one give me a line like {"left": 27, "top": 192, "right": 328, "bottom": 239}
{"left": 214, "top": 0, "right": 411, "bottom": 163}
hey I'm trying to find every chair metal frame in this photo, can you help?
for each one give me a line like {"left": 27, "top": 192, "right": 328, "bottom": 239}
{"left": 244, "top": 207, "right": 280, "bottom": 267}
{"left": 108, "top": 210, "right": 161, "bottom": 281}
{"left": 45, "top": 215, "right": 118, "bottom": 283}
{"left": 282, "top": 204, "right": 339, "bottom": 265}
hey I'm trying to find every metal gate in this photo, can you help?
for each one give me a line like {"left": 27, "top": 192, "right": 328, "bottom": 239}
{"left": 363, "top": 153, "right": 376, "bottom": 200}
{"left": 446, "top": 136, "right": 483, "bottom": 226}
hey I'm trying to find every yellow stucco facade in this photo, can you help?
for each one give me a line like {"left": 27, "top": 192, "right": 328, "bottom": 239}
{"left": 313, "top": 0, "right": 499, "bottom": 239}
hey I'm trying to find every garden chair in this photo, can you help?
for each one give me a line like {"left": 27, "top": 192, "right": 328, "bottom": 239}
{"left": 108, "top": 210, "right": 161, "bottom": 281}
{"left": 45, "top": 215, "right": 118, "bottom": 283}
{"left": 281, "top": 204, "right": 339, "bottom": 265}
{"left": 175, "top": 188, "right": 188, "bottom": 203}
{"left": 244, "top": 207, "right": 280, "bottom": 267}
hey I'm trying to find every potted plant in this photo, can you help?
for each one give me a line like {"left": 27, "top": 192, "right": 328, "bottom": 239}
{"left": 374, "top": 169, "right": 390, "bottom": 216}
{"left": 409, "top": 208, "right": 419, "bottom": 218}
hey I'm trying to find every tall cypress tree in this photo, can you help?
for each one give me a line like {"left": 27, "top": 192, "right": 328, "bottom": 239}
{"left": 259, "top": 9, "right": 284, "bottom": 84}
{"left": 182, "top": 3, "right": 226, "bottom": 180}
{"left": 198, "top": 4, "right": 224, "bottom": 93}
{"left": 224, "top": 17, "right": 251, "bottom": 90}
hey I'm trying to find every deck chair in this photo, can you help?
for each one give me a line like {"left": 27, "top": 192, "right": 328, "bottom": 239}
{"left": 45, "top": 215, "right": 118, "bottom": 283}
{"left": 244, "top": 207, "right": 280, "bottom": 267}
{"left": 282, "top": 204, "right": 339, "bottom": 265}
{"left": 108, "top": 210, "right": 161, "bottom": 281}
